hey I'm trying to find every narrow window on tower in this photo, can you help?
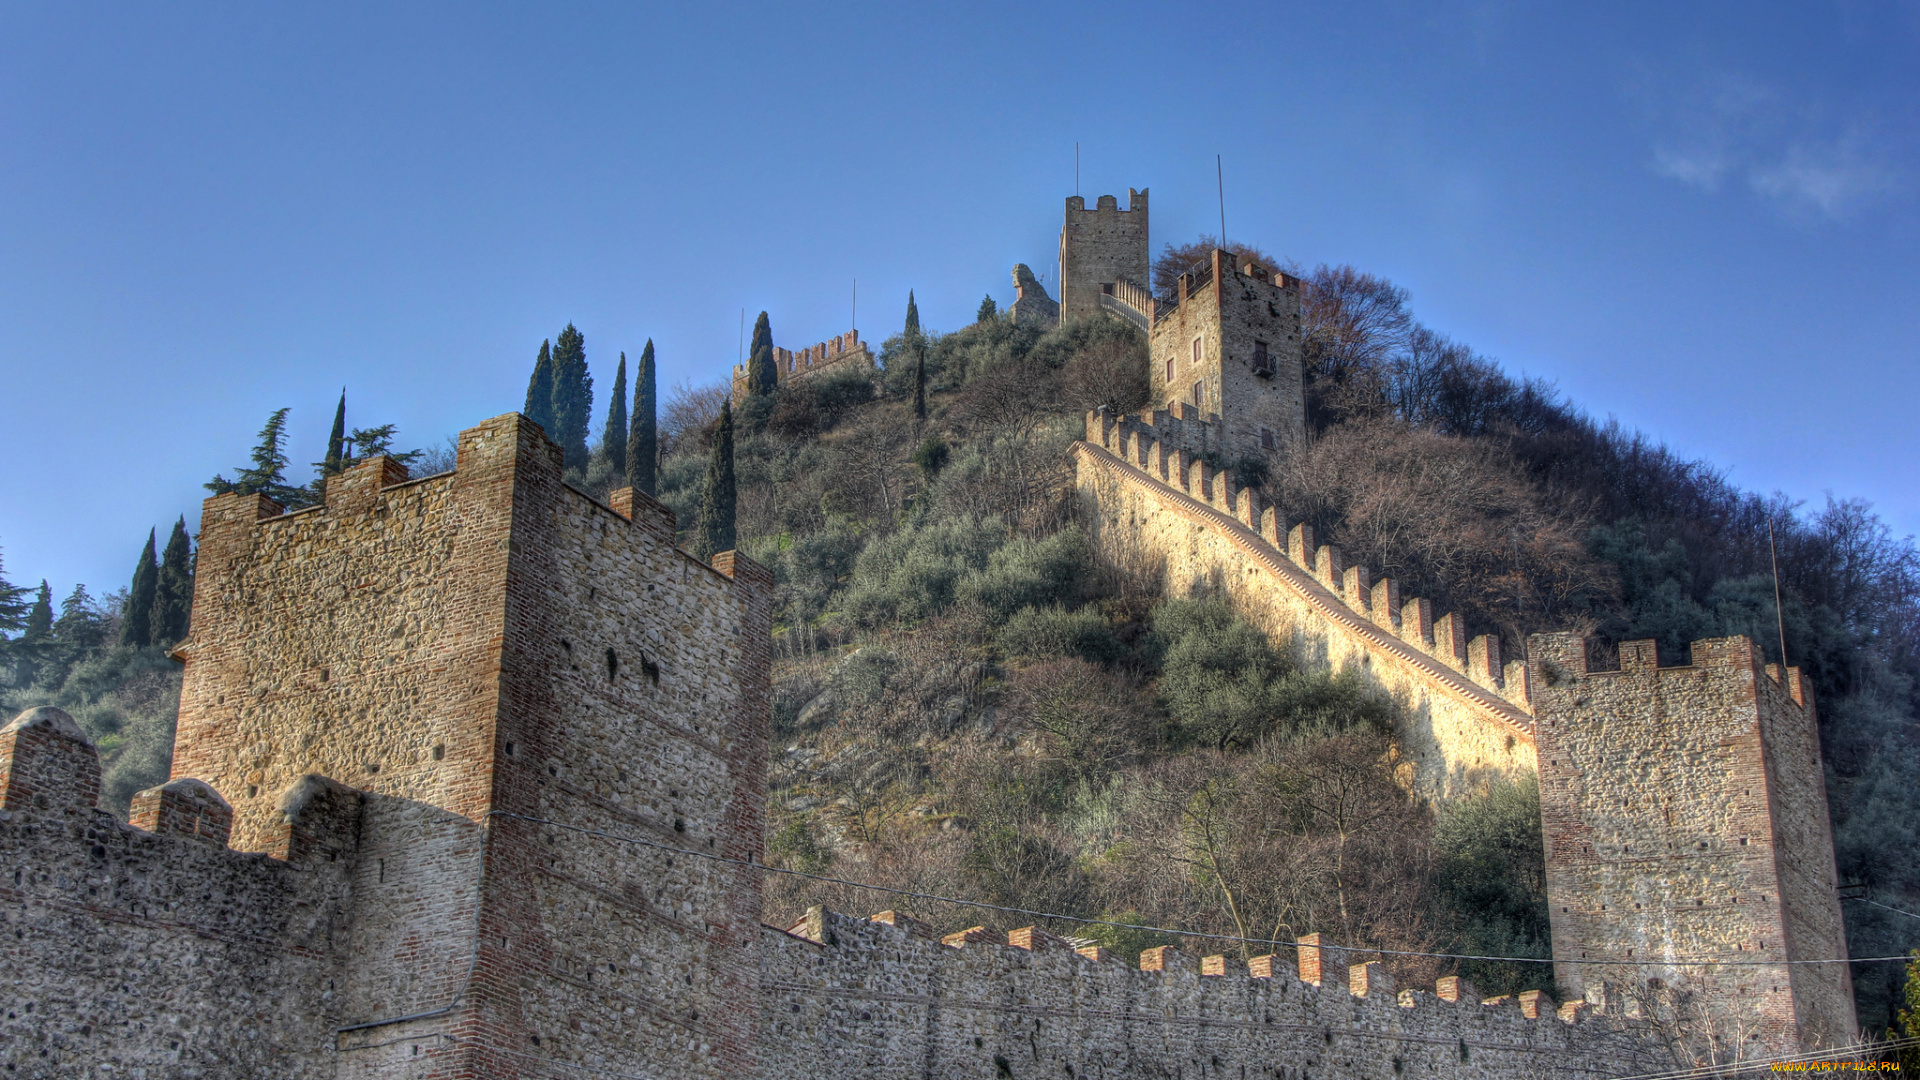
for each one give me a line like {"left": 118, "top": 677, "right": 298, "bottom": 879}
{"left": 1253, "top": 339, "right": 1272, "bottom": 377}
{"left": 1166, "top": 357, "right": 1174, "bottom": 384}
{"left": 1192, "top": 338, "right": 1202, "bottom": 367}
{"left": 1261, "top": 427, "right": 1275, "bottom": 450}
{"left": 1192, "top": 381, "right": 1204, "bottom": 410}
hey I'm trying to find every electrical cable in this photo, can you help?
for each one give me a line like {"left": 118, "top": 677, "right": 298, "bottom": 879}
{"left": 490, "top": 811, "right": 1916, "bottom": 969}
{"left": 1601, "top": 1034, "right": 1920, "bottom": 1080}
{"left": 1846, "top": 894, "right": 1920, "bottom": 924}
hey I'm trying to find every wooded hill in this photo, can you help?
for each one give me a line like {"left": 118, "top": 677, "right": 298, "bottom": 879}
{"left": 4, "top": 249, "right": 1915, "bottom": 1033}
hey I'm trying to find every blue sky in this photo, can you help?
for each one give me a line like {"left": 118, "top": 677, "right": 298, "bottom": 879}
{"left": 2, "top": 2, "right": 1916, "bottom": 601}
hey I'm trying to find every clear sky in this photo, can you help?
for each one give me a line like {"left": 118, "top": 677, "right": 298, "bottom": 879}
{"left": 3, "top": 2, "right": 1916, "bottom": 602}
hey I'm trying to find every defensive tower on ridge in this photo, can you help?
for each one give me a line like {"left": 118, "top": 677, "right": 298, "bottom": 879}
{"left": 1058, "top": 189, "right": 1149, "bottom": 323}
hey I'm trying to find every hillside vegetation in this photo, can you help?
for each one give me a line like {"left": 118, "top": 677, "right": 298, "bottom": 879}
{"left": 3, "top": 251, "right": 1914, "bottom": 1028}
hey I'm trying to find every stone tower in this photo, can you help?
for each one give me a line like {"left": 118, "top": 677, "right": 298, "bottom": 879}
{"left": 171, "top": 413, "right": 773, "bottom": 1078}
{"left": 1058, "top": 189, "right": 1149, "bottom": 323}
{"left": 1529, "top": 633, "right": 1855, "bottom": 1058}
{"left": 1147, "top": 248, "right": 1306, "bottom": 461}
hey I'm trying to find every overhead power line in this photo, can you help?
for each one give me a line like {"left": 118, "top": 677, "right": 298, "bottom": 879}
{"left": 488, "top": 811, "right": 1914, "bottom": 970}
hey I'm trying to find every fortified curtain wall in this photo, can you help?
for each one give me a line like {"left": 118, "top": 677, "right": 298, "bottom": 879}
{"left": 730, "top": 330, "right": 871, "bottom": 400}
{"left": 757, "top": 907, "right": 1666, "bottom": 1078}
{"left": 3, "top": 415, "right": 774, "bottom": 1080}
{"left": 0, "top": 709, "right": 360, "bottom": 1076}
{"left": 1073, "top": 409, "right": 1538, "bottom": 799}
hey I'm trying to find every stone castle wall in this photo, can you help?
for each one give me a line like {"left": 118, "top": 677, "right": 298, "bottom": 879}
{"left": 3, "top": 391, "right": 1853, "bottom": 1072}
{"left": 1074, "top": 414, "right": 1537, "bottom": 799}
{"left": 1530, "top": 633, "right": 1856, "bottom": 1056}
{"left": 758, "top": 907, "right": 1663, "bottom": 1078}
{"left": 5, "top": 413, "right": 773, "bottom": 1079}
{"left": 0, "top": 709, "right": 358, "bottom": 1076}
{"left": 1059, "top": 190, "right": 1149, "bottom": 323}
{"left": 730, "top": 329, "right": 872, "bottom": 400}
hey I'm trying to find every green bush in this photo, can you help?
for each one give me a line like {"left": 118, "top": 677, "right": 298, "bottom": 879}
{"left": 842, "top": 517, "right": 1008, "bottom": 626}
{"left": 1149, "top": 598, "right": 1388, "bottom": 749}
{"left": 1431, "top": 774, "right": 1554, "bottom": 997}
{"left": 996, "top": 605, "right": 1121, "bottom": 664}
{"left": 3, "top": 644, "right": 179, "bottom": 817}
{"left": 955, "top": 527, "right": 1089, "bottom": 619}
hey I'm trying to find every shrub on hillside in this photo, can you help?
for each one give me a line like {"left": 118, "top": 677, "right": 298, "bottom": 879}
{"left": 996, "top": 605, "right": 1121, "bottom": 665}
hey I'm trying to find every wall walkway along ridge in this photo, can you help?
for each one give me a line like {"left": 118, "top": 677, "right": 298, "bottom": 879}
{"left": 1074, "top": 407, "right": 1537, "bottom": 798}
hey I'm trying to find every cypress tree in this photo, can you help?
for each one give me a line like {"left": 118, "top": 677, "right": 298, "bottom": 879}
{"left": 322, "top": 389, "right": 348, "bottom": 476}
{"left": 121, "top": 529, "right": 159, "bottom": 648}
{"left": 627, "top": 339, "right": 658, "bottom": 496}
{"left": 747, "top": 311, "right": 776, "bottom": 396}
{"left": 549, "top": 323, "right": 593, "bottom": 470}
{"left": 0, "top": 551, "right": 29, "bottom": 636}
{"left": 696, "top": 400, "right": 737, "bottom": 558}
{"left": 24, "top": 581, "right": 51, "bottom": 640}
{"left": 12, "top": 580, "right": 52, "bottom": 687}
{"left": 904, "top": 290, "right": 920, "bottom": 337}
{"left": 524, "top": 340, "right": 556, "bottom": 435}
{"left": 977, "top": 295, "right": 998, "bottom": 322}
{"left": 601, "top": 352, "right": 629, "bottom": 477}
{"left": 913, "top": 349, "right": 927, "bottom": 420}
{"left": 151, "top": 517, "right": 194, "bottom": 646}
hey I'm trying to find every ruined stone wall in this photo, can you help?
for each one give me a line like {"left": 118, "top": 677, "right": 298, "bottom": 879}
{"left": 757, "top": 907, "right": 1666, "bottom": 1079}
{"left": 1149, "top": 250, "right": 1307, "bottom": 458}
{"left": 730, "top": 330, "right": 872, "bottom": 401}
{"left": 1059, "top": 190, "right": 1149, "bottom": 323}
{"left": 1529, "top": 633, "right": 1856, "bottom": 1056}
{"left": 0, "top": 708, "right": 357, "bottom": 1078}
{"left": 1073, "top": 422, "right": 1535, "bottom": 800}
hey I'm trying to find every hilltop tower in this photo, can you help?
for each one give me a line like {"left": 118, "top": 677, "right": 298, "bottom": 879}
{"left": 1528, "top": 633, "right": 1855, "bottom": 1057}
{"left": 1058, "top": 189, "right": 1149, "bottom": 323}
{"left": 1147, "top": 248, "right": 1306, "bottom": 461}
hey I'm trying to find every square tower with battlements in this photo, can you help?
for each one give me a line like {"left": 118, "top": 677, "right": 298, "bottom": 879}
{"left": 170, "top": 413, "right": 773, "bottom": 1079}
{"left": 1147, "top": 248, "right": 1306, "bottom": 462}
{"left": 1058, "top": 189, "right": 1149, "bottom": 323}
{"left": 1529, "top": 632, "right": 1855, "bottom": 1058}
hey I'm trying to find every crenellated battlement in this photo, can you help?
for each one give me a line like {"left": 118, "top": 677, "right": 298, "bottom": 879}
{"left": 0, "top": 707, "right": 365, "bottom": 1075}
{"left": 761, "top": 905, "right": 1662, "bottom": 1076}
{"left": 731, "top": 328, "right": 873, "bottom": 400}
{"left": 1084, "top": 407, "right": 1529, "bottom": 712}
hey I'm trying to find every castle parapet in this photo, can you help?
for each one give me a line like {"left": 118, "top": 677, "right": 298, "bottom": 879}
{"left": 760, "top": 906, "right": 1664, "bottom": 1075}
{"left": 730, "top": 328, "right": 874, "bottom": 399}
{"left": 0, "top": 706, "right": 100, "bottom": 816}
{"left": 130, "top": 777, "right": 233, "bottom": 846}
{"left": 1083, "top": 407, "right": 1524, "bottom": 706}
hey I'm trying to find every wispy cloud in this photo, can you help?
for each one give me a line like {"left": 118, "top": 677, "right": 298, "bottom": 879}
{"left": 1641, "top": 69, "right": 1901, "bottom": 220}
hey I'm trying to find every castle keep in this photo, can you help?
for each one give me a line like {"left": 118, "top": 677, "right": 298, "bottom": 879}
{"left": 0, "top": 186, "right": 1857, "bottom": 1075}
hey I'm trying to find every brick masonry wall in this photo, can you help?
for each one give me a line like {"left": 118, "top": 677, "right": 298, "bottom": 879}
{"left": 1149, "top": 250, "right": 1306, "bottom": 458}
{"left": 1530, "top": 633, "right": 1855, "bottom": 1056}
{"left": 1059, "top": 190, "right": 1149, "bottom": 323}
{"left": 1073, "top": 431, "right": 1537, "bottom": 801}
{"left": 757, "top": 907, "right": 1667, "bottom": 1078}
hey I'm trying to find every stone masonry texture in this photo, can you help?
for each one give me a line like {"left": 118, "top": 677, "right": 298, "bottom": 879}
{"left": 1148, "top": 248, "right": 1307, "bottom": 460}
{"left": 1530, "top": 632, "right": 1856, "bottom": 1057}
{"left": 1058, "top": 190, "right": 1149, "bottom": 323}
